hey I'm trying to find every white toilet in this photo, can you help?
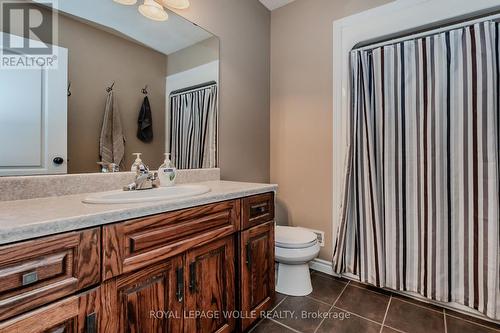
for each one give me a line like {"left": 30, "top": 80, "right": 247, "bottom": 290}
{"left": 275, "top": 226, "right": 320, "bottom": 296}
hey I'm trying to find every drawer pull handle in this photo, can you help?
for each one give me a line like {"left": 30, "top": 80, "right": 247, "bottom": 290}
{"left": 86, "top": 312, "right": 97, "bottom": 333}
{"left": 51, "top": 326, "right": 66, "bottom": 333}
{"left": 189, "top": 262, "right": 196, "bottom": 293}
{"left": 176, "top": 267, "right": 184, "bottom": 302}
{"left": 22, "top": 271, "right": 38, "bottom": 286}
{"left": 250, "top": 203, "right": 267, "bottom": 216}
{"left": 246, "top": 243, "right": 252, "bottom": 269}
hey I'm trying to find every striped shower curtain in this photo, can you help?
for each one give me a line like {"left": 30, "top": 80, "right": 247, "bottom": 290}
{"left": 333, "top": 22, "right": 500, "bottom": 320}
{"left": 169, "top": 85, "right": 218, "bottom": 169}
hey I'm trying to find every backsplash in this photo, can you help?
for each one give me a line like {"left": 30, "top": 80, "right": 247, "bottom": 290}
{"left": 0, "top": 169, "right": 220, "bottom": 202}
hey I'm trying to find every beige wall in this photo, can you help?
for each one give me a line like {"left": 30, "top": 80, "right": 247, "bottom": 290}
{"left": 167, "top": 36, "right": 219, "bottom": 76}
{"left": 58, "top": 14, "right": 167, "bottom": 173}
{"left": 270, "top": 0, "right": 393, "bottom": 260}
{"left": 171, "top": 0, "right": 271, "bottom": 182}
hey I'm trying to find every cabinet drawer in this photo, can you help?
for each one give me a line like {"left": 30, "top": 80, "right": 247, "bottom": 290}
{"left": 241, "top": 193, "right": 275, "bottom": 230}
{"left": 103, "top": 200, "right": 240, "bottom": 280}
{"left": 0, "top": 228, "right": 100, "bottom": 321}
{"left": 0, "top": 287, "right": 100, "bottom": 333}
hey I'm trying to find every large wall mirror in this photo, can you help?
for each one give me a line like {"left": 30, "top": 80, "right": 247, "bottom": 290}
{"left": 0, "top": 0, "right": 219, "bottom": 176}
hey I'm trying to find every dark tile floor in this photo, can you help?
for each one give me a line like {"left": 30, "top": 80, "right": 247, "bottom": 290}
{"left": 250, "top": 271, "right": 500, "bottom": 333}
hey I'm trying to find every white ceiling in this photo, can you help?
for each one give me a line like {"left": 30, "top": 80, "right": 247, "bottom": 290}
{"left": 259, "top": 0, "right": 296, "bottom": 11}
{"left": 37, "top": 0, "right": 214, "bottom": 55}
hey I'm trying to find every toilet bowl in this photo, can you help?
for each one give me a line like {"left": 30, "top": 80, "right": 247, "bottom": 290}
{"left": 275, "top": 226, "right": 320, "bottom": 296}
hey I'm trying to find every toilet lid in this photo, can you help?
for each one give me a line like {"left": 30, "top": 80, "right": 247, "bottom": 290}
{"left": 275, "top": 226, "right": 318, "bottom": 249}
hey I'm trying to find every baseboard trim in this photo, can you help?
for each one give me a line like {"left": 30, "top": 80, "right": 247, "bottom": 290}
{"left": 309, "top": 258, "right": 337, "bottom": 277}
{"left": 308, "top": 258, "right": 500, "bottom": 325}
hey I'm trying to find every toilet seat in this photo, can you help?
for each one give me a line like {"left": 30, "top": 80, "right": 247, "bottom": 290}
{"left": 275, "top": 242, "right": 321, "bottom": 263}
{"left": 276, "top": 239, "right": 317, "bottom": 249}
{"left": 275, "top": 226, "right": 318, "bottom": 249}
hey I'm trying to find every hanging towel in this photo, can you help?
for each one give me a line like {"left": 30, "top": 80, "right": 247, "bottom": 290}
{"left": 99, "top": 90, "right": 125, "bottom": 168}
{"left": 137, "top": 96, "right": 153, "bottom": 143}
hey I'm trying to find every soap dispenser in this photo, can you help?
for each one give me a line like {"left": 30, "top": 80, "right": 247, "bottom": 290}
{"left": 131, "top": 153, "right": 144, "bottom": 172}
{"left": 158, "top": 153, "right": 176, "bottom": 187}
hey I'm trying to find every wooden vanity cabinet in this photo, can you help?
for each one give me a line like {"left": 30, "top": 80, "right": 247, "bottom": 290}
{"left": 0, "top": 192, "right": 276, "bottom": 333}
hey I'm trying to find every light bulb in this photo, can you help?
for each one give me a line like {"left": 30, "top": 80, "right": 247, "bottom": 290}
{"left": 160, "top": 0, "right": 189, "bottom": 9}
{"left": 113, "top": 0, "right": 138, "bottom": 5}
{"left": 138, "top": 0, "right": 169, "bottom": 21}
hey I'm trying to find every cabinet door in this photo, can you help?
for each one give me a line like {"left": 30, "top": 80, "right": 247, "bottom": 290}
{"left": 0, "top": 288, "right": 99, "bottom": 333}
{"left": 185, "top": 237, "right": 235, "bottom": 333}
{"left": 100, "top": 257, "right": 183, "bottom": 333}
{"left": 240, "top": 222, "right": 275, "bottom": 331}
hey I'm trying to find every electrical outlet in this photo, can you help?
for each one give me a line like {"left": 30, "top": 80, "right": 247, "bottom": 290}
{"left": 298, "top": 227, "right": 325, "bottom": 247}
{"left": 313, "top": 230, "right": 325, "bottom": 247}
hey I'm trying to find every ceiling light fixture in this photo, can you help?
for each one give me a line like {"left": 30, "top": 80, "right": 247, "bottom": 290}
{"left": 138, "top": 0, "right": 169, "bottom": 21}
{"left": 160, "top": 0, "right": 190, "bottom": 10}
{"left": 113, "top": 0, "right": 138, "bottom": 5}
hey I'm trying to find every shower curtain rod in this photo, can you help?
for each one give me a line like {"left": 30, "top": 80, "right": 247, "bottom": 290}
{"left": 352, "top": 11, "right": 500, "bottom": 52}
{"left": 170, "top": 81, "right": 217, "bottom": 97}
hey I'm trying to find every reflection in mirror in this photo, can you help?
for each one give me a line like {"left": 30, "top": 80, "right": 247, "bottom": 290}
{"left": 0, "top": 0, "right": 219, "bottom": 176}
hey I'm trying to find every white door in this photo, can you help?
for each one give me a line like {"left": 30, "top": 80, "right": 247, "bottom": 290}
{"left": 0, "top": 33, "right": 68, "bottom": 176}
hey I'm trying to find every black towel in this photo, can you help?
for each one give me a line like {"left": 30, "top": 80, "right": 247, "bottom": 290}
{"left": 137, "top": 96, "right": 153, "bottom": 143}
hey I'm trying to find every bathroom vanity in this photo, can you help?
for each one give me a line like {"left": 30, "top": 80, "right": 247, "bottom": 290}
{"left": 0, "top": 0, "right": 275, "bottom": 330}
{"left": 0, "top": 182, "right": 276, "bottom": 333}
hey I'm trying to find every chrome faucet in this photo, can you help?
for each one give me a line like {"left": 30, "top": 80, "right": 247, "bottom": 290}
{"left": 123, "top": 165, "right": 159, "bottom": 191}
{"left": 97, "top": 162, "right": 120, "bottom": 173}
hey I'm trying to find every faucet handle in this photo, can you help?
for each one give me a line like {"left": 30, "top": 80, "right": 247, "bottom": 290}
{"left": 136, "top": 164, "right": 149, "bottom": 175}
{"left": 151, "top": 171, "right": 160, "bottom": 188}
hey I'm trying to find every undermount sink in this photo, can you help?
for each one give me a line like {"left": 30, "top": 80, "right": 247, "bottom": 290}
{"left": 83, "top": 184, "right": 211, "bottom": 204}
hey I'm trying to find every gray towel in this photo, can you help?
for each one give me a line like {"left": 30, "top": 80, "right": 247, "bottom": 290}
{"left": 99, "top": 91, "right": 125, "bottom": 168}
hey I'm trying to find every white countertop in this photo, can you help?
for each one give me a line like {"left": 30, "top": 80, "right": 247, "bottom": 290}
{"left": 0, "top": 181, "right": 277, "bottom": 245}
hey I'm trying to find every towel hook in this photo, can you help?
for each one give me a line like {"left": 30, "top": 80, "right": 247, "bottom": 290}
{"left": 106, "top": 81, "right": 115, "bottom": 93}
{"left": 142, "top": 85, "right": 149, "bottom": 95}
{"left": 67, "top": 81, "right": 72, "bottom": 97}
